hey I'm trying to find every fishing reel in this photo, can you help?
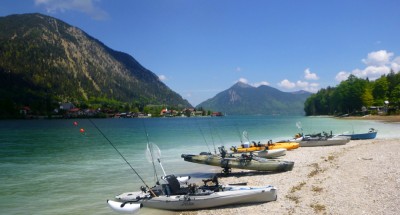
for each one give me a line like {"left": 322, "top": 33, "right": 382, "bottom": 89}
{"left": 140, "top": 186, "right": 147, "bottom": 193}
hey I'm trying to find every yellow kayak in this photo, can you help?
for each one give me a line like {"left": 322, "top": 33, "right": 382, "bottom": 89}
{"left": 266, "top": 141, "right": 299, "bottom": 150}
{"left": 230, "top": 145, "right": 266, "bottom": 153}
{"left": 231, "top": 141, "right": 299, "bottom": 153}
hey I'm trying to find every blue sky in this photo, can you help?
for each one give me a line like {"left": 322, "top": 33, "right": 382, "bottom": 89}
{"left": 1, "top": 0, "right": 399, "bottom": 106}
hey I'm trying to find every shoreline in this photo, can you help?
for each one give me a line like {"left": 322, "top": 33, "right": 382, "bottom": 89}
{"left": 336, "top": 114, "right": 400, "bottom": 123}
{"left": 177, "top": 138, "right": 400, "bottom": 215}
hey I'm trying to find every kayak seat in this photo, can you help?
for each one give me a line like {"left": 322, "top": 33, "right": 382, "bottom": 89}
{"left": 163, "top": 175, "right": 191, "bottom": 196}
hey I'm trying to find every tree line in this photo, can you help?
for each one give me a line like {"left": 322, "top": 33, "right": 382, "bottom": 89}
{"left": 304, "top": 71, "right": 400, "bottom": 116}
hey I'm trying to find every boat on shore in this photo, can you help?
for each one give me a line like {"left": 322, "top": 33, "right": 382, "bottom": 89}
{"left": 230, "top": 146, "right": 287, "bottom": 158}
{"left": 255, "top": 148, "right": 286, "bottom": 158}
{"left": 298, "top": 132, "right": 350, "bottom": 147}
{"left": 230, "top": 141, "right": 299, "bottom": 152}
{"left": 182, "top": 153, "right": 294, "bottom": 172}
{"left": 108, "top": 174, "right": 277, "bottom": 212}
{"left": 182, "top": 147, "right": 294, "bottom": 174}
{"left": 338, "top": 128, "right": 378, "bottom": 140}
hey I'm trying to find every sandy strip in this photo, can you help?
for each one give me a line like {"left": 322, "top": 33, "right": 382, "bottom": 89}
{"left": 337, "top": 114, "right": 400, "bottom": 122}
{"left": 176, "top": 138, "right": 400, "bottom": 215}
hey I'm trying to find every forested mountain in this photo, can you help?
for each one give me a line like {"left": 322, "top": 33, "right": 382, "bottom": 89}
{"left": 196, "top": 82, "right": 312, "bottom": 115}
{"left": 0, "top": 13, "right": 191, "bottom": 117}
{"left": 304, "top": 72, "right": 400, "bottom": 116}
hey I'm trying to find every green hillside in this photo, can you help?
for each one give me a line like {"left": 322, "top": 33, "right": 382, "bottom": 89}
{"left": 0, "top": 13, "right": 191, "bottom": 117}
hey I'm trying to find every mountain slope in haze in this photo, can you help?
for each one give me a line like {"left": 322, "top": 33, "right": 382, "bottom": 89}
{"left": 196, "top": 82, "right": 312, "bottom": 115}
{"left": 0, "top": 13, "right": 191, "bottom": 115}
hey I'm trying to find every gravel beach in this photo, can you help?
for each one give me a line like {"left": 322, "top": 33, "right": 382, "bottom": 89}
{"left": 176, "top": 138, "right": 400, "bottom": 215}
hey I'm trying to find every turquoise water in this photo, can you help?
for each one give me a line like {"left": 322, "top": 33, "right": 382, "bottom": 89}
{"left": 1, "top": 116, "right": 399, "bottom": 214}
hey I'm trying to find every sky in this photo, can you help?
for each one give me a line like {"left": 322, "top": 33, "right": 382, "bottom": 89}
{"left": 1, "top": 0, "right": 400, "bottom": 106}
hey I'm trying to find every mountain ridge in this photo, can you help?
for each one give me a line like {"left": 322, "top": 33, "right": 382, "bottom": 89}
{"left": 0, "top": 13, "right": 191, "bottom": 116}
{"left": 196, "top": 82, "right": 312, "bottom": 115}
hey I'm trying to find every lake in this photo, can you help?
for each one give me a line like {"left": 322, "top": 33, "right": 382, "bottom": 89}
{"left": 1, "top": 115, "right": 398, "bottom": 214}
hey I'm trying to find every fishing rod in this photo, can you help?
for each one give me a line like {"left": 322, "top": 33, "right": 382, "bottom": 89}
{"left": 88, "top": 119, "right": 157, "bottom": 197}
{"left": 195, "top": 118, "right": 212, "bottom": 154}
{"left": 142, "top": 120, "right": 160, "bottom": 183}
{"left": 234, "top": 122, "right": 243, "bottom": 144}
{"left": 208, "top": 122, "right": 217, "bottom": 154}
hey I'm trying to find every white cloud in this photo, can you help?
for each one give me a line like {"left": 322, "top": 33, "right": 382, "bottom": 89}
{"left": 235, "top": 67, "right": 241, "bottom": 72}
{"left": 35, "top": 0, "right": 109, "bottom": 20}
{"left": 304, "top": 68, "right": 319, "bottom": 80}
{"left": 236, "top": 78, "right": 269, "bottom": 87}
{"left": 391, "top": 56, "right": 400, "bottom": 73}
{"left": 252, "top": 81, "right": 270, "bottom": 87}
{"left": 296, "top": 80, "right": 309, "bottom": 88}
{"left": 278, "top": 79, "right": 320, "bottom": 92}
{"left": 362, "top": 50, "right": 393, "bottom": 66}
{"left": 306, "top": 83, "right": 320, "bottom": 93}
{"left": 238, "top": 78, "right": 248, "bottom": 84}
{"left": 158, "top": 75, "right": 167, "bottom": 81}
{"left": 278, "top": 79, "right": 296, "bottom": 89}
{"left": 335, "top": 50, "right": 400, "bottom": 82}
{"left": 335, "top": 71, "right": 350, "bottom": 82}
{"left": 352, "top": 66, "right": 391, "bottom": 80}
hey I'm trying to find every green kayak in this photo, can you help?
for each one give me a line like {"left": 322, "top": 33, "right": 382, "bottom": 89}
{"left": 181, "top": 153, "right": 294, "bottom": 174}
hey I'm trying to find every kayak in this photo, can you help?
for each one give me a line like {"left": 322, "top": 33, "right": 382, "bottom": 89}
{"left": 108, "top": 175, "right": 277, "bottom": 211}
{"left": 231, "top": 148, "right": 287, "bottom": 159}
{"left": 116, "top": 184, "right": 276, "bottom": 201}
{"left": 181, "top": 153, "right": 294, "bottom": 173}
{"left": 266, "top": 142, "right": 299, "bottom": 150}
{"left": 256, "top": 148, "right": 286, "bottom": 158}
{"left": 299, "top": 136, "right": 350, "bottom": 147}
{"left": 231, "top": 141, "right": 299, "bottom": 152}
{"left": 112, "top": 186, "right": 277, "bottom": 211}
{"left": 338, "top": 128, "right": 378, "bottom": 140}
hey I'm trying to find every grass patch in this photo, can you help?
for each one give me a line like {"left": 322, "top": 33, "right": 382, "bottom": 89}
{"left": 286, "top": 194, "right": 300, "bottom": 204}
{"left": 311, "top": 185, "right": 323, "bottom": 193}
{"left": 308, "top": 163, "right": 324, "bottom": 178}
{"left": 310, "top": 202, "right": 326, "bottom": 213}
{"left": 290, "top": 181, "right": 306, "bottom": 193}
{"left": 327, "top": 155, "right": 335, "bottom": 161}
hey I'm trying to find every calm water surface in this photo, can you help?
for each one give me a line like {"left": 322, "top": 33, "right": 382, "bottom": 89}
{"left": 0, "top": 115, "right": 399, "bottom": 214}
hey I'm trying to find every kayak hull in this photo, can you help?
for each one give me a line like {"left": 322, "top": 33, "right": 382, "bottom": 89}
{"left": 299, "top": 136, "right": 350, "bottom": 147}
{"left": 256, "top": 148, "right": 286, "bottom": 158}
{"left": 339, "top": 131, "right": 377, "bottom": 140}
{"left": 181, "top": 154, "right": 294, "bottom": 172}
{"left": 114, "top": 186, "right": 277, "bottom": 211}
{"left": 232, "top": 142, "right": 299, "bottom": 152}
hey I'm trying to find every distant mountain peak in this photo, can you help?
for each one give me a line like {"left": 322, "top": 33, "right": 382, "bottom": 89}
{"left": 197, "top": 83, "right": 312, "bottom": 115}
{"left": 291, "top": 90, "right": 312, "bottom": 94}
{"left": 233, "top": 81, "right": 254, "bottom": 88}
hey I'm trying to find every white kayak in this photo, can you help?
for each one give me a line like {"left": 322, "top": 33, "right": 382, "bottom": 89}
{"left": 116, "top": 184, "right": 275, "bottom": 201}
{"left": 107, "top": 200, "right": 142, "bottom": 214}
{"left": 256, "top": 148, "right": 286, "bottom": 158}
{"left": 299, "top": 136, "right": 350, "bottom": 147}
{"left": 113, "top": 186, "right": 277, "bottom": 211}
{"left": 109, "top": 175, "right": 277, "bottom": 211}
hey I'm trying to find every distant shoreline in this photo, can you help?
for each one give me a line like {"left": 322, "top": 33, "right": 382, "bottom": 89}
{"left": 336, "top": 114, "right": 400, "bottom": 122}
